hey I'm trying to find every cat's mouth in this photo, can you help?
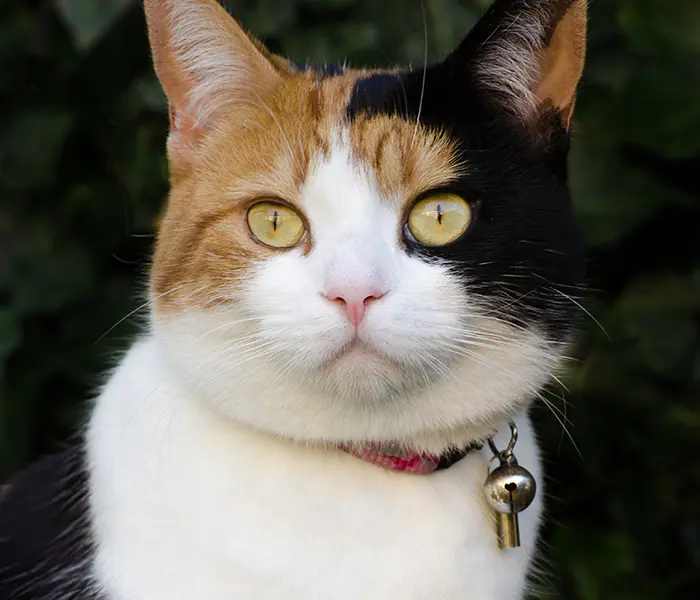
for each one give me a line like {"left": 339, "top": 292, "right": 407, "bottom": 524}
{"left": 319, "top": 337, "right": 398, "bottom": 373}
{"left": 334, "top": 338, "right": 386, "bottom": 362}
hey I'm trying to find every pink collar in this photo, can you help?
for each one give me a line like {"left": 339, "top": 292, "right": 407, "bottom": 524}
{"left": 341, "top": 441, "right": 485, "bottom": 474}
{"left": 341, "top": 444, "right": 442, "bottom": 474}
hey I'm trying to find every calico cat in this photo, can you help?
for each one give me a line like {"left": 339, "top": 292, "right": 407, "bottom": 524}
{"left": 0, "top": 0, "right": 587, "bottom": 598}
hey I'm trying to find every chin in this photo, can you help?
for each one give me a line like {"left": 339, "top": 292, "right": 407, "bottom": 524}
{"left": 329, "top": 340, "right": 397, "bottom": 374}
{"left": 318, "top": 343, "right": 414, "bottom": 402}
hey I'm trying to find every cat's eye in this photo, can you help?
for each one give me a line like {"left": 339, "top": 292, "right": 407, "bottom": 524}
{"left": 247, "top": 202, "right": 306, "bottom": 248}
{"left": 407, "top": 193, "right": 472, "bottom": 247}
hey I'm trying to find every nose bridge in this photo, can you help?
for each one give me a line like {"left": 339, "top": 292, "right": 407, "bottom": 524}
{"left": 299, "top": 142, "right": 398, "bottom": 293}
{"left": 322, "top": 232, "right": 390, "bottom": 292}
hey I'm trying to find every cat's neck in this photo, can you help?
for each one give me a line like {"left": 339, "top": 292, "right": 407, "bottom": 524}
{"left": 90, "top": 335, "right": 503, "bottom": 460}
{"left": 86, "top": 336, "right": 494, "bottom": 507}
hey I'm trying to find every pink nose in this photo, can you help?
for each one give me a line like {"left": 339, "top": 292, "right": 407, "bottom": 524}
{"left": 324, "top": 287, "right": 386, "bottom": 327}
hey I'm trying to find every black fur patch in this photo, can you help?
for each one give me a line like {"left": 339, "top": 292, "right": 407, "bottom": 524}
{"left": 347, "top": 73, "right": 403, "bottom": 117}
{"left": 346, "top": 61, "right": 585, "bottom": 340}
{"left": 315, "top": 63, "right": 346, "bottom": 78}
{"left": 0, "top": 443, "right": 97, "bottom": 599}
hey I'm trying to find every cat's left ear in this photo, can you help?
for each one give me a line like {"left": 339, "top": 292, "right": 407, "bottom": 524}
{"left": 453, "top": 0, "right": 587, "bottom": 128}
{"left": 143, "top": 0, "right": 291, "bottom": 172}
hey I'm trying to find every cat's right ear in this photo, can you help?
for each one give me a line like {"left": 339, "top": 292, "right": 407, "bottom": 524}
{"left": 144, "top": 0, "right": 285, "bottom": 172}
{"left": 451, "top": 0, "right": 587, "bottom": 129}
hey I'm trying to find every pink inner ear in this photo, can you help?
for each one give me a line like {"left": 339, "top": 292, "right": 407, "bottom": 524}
{"left": 147, "top": 7, "right": 206, "bottom": 169}
{"left": 167, "top": 105, "right": 205, "bottom": 170}
{"left": 144, "top": 0, "right": 283, "bottom": 173}
{"left": 532, "top": 1, "right": 587, "bottom": 126}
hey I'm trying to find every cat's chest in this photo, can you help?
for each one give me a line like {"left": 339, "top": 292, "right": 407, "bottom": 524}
{"left": 87, "top": 353, "right": 541, "bottom": 600}
{"left": 94, "top": 462, "right": 533, "bottom": 600}
{"left": 92, "top": 450, "right": 538, "bottom": 599}
{"left": 189, "top": 475, "right": 494, "bottom": 598}
{"left": 194, "top": 460, "right": 507, "bottom": 599}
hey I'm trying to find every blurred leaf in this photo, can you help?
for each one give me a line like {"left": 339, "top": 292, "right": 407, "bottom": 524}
{"left": 615, "top": 59, "right": 700, "bottom": 160}
{"left": 612, "top": 274, "right": 700, "bottom": 378}
{"left": 617, "top": 0, "right": 700, "bottom": 54}
{"left": 124, "top": 74, "right": 167, "bottom": 114}
{"left": 55, "top": 0, "right": 135, "bottom": 50}
{"left": 9, "top": 221, "right": 95, "bottom": 314}
{"left": 556, "top": 530, "right": 636, "bottom": 600}
{"left": 0, "top": 111, "right": 73, "bottom": 190}
{"left": 569, "top": 133, "right": 687, "bottom": 248}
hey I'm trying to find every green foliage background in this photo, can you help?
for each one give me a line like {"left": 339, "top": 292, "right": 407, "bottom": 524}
{"left": 1, "top": 0, "right": 699, "bottom": 598}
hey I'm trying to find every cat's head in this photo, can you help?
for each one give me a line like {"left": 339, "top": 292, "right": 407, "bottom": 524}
{"left": 144, "top": 0, "right": 587, "bottom": 453}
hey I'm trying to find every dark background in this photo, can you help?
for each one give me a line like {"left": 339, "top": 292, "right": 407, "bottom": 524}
{"left": 1, "top": 0, "right": 699, "bottom": 598}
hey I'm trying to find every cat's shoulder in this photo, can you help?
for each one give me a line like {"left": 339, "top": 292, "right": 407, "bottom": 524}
{"left": 0, "top": 442, "right": 97, "bottom": 599}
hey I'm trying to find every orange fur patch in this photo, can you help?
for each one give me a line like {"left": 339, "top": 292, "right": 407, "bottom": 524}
{"left": 534, "top": 0, "right": 587, "bottom": 126}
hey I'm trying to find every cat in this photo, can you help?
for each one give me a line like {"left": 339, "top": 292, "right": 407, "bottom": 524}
{"left": 0, "top": 0, "right": 587, "bottom": 598}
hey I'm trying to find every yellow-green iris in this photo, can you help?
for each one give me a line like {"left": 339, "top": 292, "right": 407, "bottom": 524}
{"left": 247, "top": 202, "right": 305, "bottom": 248}
{"left": 407, "top": 193, "right": 472, "bottom": 246}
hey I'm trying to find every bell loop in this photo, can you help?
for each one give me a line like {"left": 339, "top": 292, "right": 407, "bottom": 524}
{"left": 487, "top": 421, "right": 519, "bottom": 471}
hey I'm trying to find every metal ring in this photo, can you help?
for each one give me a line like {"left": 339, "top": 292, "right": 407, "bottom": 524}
{"left": 487, "top": 421, "right": 518, "bottom": 460}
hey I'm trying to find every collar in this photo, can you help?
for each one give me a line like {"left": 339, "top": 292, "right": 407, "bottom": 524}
{"left": 341, "top": 441, "right": 484, "bottom": 474}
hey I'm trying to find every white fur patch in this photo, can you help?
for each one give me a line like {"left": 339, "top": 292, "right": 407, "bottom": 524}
{"left": 88, "top": 338, "right": 543, "bottom": 600}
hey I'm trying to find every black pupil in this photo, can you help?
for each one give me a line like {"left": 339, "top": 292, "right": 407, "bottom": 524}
{"left": 272, "top": 210, "right": 279, "bottom": 231}
{"left": 436, "top": 204, "right": 443, "bottom": 225}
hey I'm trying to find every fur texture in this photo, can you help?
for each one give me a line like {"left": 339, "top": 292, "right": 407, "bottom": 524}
{"left": 0, "top": 445, "right": 96, "bottom": 600}
{"left": 0, "top": 1, "right": 588, "bottom": 598}
{"left": 88, "top": 338, "right": 543, "bottom": 599}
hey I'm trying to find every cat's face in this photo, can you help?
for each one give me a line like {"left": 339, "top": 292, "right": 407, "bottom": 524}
{"left": 145, "top": 0, "right": 587, "bottom": 452}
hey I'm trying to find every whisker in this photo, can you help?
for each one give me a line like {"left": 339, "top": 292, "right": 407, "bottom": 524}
{"left": 410, "top": 0, "right": 429, "bottom": 149}
{"left": 549, "top": 373, "right": 571, "bottom": 394}
{"left": 535, "top": 391, "right": 582, "bottom": 459}
{"left": 93, "top": 285, "right": 184, "bottom": 345}
{"left": 549, "top": 287, "right": 611, "bottom": 340}
{"left": 193, "top": 316, "right": 266, "bottom": 342}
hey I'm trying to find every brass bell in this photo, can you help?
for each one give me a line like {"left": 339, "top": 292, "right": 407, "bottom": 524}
{"left": 484, "top": 423, "right": 537, "bottom": 549}
{"left": 484, "top": 464, "right": 537, "bottom": 514}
